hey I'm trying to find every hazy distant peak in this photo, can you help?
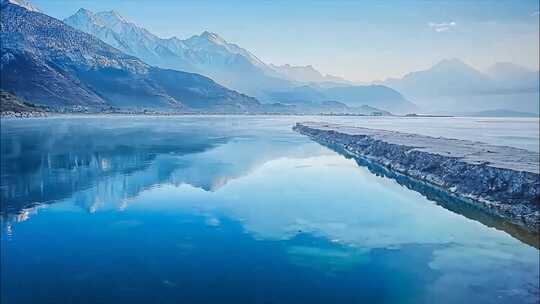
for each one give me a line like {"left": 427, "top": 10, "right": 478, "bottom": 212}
{"left": 95, "top": 10, "right": 131, "bottom": 28}
{"left": 186, "top": 31, "right": 242, "bottom": 53}
{"left": 271, "top": 63, "right": 323, "bottom": 77}
{"left": 70, "top": 8, "right": 103, "bottom": 26}
{"left": 2, "top": 0, "right": 40, "bottom": 12}
{"left": 438, "top": 57, "right": 464, "bottom": 64}
{"left": 485, "top": 62, "right": 539, "bottom": 87}
{"left": 97, "top": 10, "right": 128, "bottom": 22}
{"left": 432, "top": 58, "right": 473, "bottom": 71}
{"left": 186, "top": 31, "right": 223, "bottom": 46}
{"left": 200, "top": 31, "right": 228, "bottom": 45}
{"left": 270, "top": 63, "right": 351, "bottom": 84}
{"left": 74, "top": 8, "right": 94, "bottom": 16}
{"left": 184, "top": 30, "right": 267, "bottom": 68}
{"left": 163, "top": 36, "right": 189, "bottom": 50}
{"left": 487, "top": 62, "right": 536, "bottom": 75}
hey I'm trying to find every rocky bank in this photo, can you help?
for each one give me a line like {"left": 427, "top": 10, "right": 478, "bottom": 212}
{"left": 294, "top": 122, "right": 540, "bottom": 232}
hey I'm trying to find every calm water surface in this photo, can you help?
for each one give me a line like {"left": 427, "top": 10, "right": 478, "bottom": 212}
{"left": 1, "top": 116, "right": 538, "bottom": 304}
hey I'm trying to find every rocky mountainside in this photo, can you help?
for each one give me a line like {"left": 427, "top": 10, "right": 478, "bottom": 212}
{"left": 63, "top": 9, "right": 197, "bottom": 73}
{"left": 64, "top": 9, "right": 293, "bottom": 99}
{"left": 0, "top": 1, "right": 260, "bottom": 112}
{"left": 0, "top": 90, "right": 45, "bottom": 113}
{"left": 62, "top": 7, "right": 417, "bottom": 113}
{"left": 3, "top": 0, "right": 38, "bottom": 11}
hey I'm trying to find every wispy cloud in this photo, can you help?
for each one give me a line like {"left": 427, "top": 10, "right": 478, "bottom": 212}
{"left": 428, "top": 21, "right": 457, "bottom": 32}
{"left": 532, "top": 11, "right": 539, "bottom": 16}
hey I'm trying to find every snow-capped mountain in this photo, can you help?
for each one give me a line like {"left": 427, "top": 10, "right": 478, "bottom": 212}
{"left": 62, "top": 7, "right": 419, "bottom": 113}
{"left": 64, "top": 9, "right": 292, "bottom": 99}
{"left": 380, "top": 58, "right": 539, "bottom": 113}
{"left": 1, "top": 1, "right": 261, "bottom": 112}
{"left": 184, "top": 31, "right": 268, "bottom": 69}
{"left": 2, "top": 0, "right": 39, "bottom": 12}
{"left": 64, "top": 9, "right": 196, "bottom": 72}
{"left": 64, "top": 7, "right": 339, "bottom": 89}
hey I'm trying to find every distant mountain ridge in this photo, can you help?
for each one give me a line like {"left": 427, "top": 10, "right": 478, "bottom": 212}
{"left": 380, "top": 58, "right": 539, "bottom": 113}
{"left": 269, "top": 64, "right": 352, "bottom": 85}
{"left": 64, "top": 8, "right": 352, "bottom": 89}
{"left": 62, "top": 8, "right": 417, "bottom": 113}
{"left": 0, "top": 1, "right": 261, "bottom": 112}
{"left": 382, "top": 58, "right": 493, "bottom": 96}
{"left": 485, "top": 62, "right": 539, "bottom": 92}
{"left": 7, "top": 0, "right": 532, "bottom": 115}
{"left": 267, "top": 84, "right": 417, "bottom": 113}
{"left": 64, "top": 9, "right": 293, "bottom": 99}
{"left": 0, "top": 1, "right": 395, "bottom": 115}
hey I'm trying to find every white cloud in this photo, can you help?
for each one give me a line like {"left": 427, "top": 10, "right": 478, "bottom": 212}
{"left": 428, "top": 21, "right": 457, "bottom": 32}
{"left": 532, "top": 11, "right": 539, "bottom": 16}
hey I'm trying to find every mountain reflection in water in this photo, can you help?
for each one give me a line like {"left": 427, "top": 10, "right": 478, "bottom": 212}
{"left": 0, "top": 116, "right": 538, "bottom": 304}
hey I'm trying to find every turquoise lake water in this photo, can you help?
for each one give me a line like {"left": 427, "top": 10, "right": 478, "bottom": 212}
{"left": 1, "top": 116, "right": 538, "bottom": 304}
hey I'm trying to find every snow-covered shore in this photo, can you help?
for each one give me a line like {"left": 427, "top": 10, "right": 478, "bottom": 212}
{"left": 294, "top": 122, "right": 540, "bottom": 232}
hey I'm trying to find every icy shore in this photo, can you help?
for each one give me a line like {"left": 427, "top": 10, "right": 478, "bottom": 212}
{"left": 294, "top": 122, "right": 540, "bottom": 232}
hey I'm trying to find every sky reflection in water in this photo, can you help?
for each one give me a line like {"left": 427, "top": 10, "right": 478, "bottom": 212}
{"left": 1, "top": 116, "right": 538, "bottom": 304}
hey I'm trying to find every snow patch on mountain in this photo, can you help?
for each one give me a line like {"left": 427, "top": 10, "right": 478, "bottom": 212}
{"left": 1, "top": 1, "right": 263, "bottom": 112}
{"left": 2, "top": 0, "right": 40, "bottom": 12}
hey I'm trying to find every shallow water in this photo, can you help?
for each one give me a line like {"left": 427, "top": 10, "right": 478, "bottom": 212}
{"left": 1, "top": 116, "right": 538, "bottom": 304}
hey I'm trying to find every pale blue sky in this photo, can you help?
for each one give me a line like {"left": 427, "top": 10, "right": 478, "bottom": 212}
{"left": 32, "top": 0, "right": 540, "bottom": 82}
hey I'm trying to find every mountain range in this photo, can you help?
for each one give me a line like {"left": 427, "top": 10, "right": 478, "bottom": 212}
{"left": 267, "top": 84, "right": 417, "bottom": 113}
{"left": 380, "top": 58, "right": 539, "bottom": 113}
{"left": 62, "top": 7, "right": 416, "bottom": 113}
{"left": 4, "top": 0, "right": 37, "bottom": 11}
{"left": 63, "top": 8, "right": 356, "bottom": 90}
{"left": 0, "top": 1, "right": 262, "bottom": 112}
{"left": 269, "top": 64, "right": 352, "bottom": 85}
{"left": 1, "top": 0, "right": 536, "bottom": 115}
{"left": 63, "top": 9, "right": 293, "bottom": 99}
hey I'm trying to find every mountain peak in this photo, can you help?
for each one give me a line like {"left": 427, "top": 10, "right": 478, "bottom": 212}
{"left": 435, "top": 58, "right": 467, "bottom": 68}
{"left": 74, "top": 8, "right": 94, "bottom": 17}
{"left": 200, "top": 31, "right": 227, "bottom": 44}
{"left": 65, "top": 8, "right": 108, "bottom": 30}
{"left": 429, "top": 58, "right": 483, "bottom": 75}
{"left": 96, "top": 10, "right": 128, "bottom": 24}
{"left": 2, "top": 4, "right": 261, "bottom": 111}
{"left": 109, "top": 10, "right": 125, "bottom": 20}
{"left": 2, "top": 0, "right": 40, "bottom": 12}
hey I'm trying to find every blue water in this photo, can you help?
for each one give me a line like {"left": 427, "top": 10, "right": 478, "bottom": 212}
{"left": 1, "top": 116, "right": 538, "bottom": 304}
